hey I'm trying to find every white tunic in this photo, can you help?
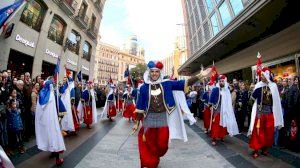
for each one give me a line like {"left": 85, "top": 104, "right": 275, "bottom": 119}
{"left": 35, "top": 86, "right": 66, "bottom": 152}
{"left": 61, "top": 81, "right": 75, "bottom": 131}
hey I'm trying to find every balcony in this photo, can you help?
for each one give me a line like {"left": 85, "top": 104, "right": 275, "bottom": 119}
{"left": 94, "top": 0, "right": 102, "bottom": 13}
{"left": 58, "top": 0, "right": 78, "bottom": 16}
{"left": 87, "top": 26, "right": 98, "bottom": 39}
{"left": 75, "top": 14, "right": 89, "bottom": 29}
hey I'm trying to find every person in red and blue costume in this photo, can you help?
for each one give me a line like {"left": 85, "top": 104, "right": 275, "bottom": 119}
{"left": 133, "top": 60, "right": 210, "bottom": 168}
{"left": 208, "top": 75, "right": 239, "bottom": 146}
{"left": 122, "top": 85, "right": 136, "bottom": 122}
{"left": 248, "top": 67, "right": 284, "bottom": 158}
{"left": 101, "top": 83, "right": 117, "bottom": 121}
{"left": 201, "top": 81, "right": 214, "bottom": 134}
{"left": 81, "top": 81, "right": 97, "bottom": 128}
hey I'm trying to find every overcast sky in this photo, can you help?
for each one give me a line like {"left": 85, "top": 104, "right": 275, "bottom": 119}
{"left": 100, "top": 0, "right": 184, "bottom": 62}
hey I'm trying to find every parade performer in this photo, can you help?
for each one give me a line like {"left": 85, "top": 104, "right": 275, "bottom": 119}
{"left": 70, "top": 81, "right": 80, "bottom": 133}
{"left": 209, "top": 75, "right": 239, "bottom": 146}
{"left": 60, "top": 76, "right": 75, "bottom": 134}
{"left": 101, "top": 82, "right": 117, "bottom": 121}
{"left": 131, "top": 80, "right": 144, "bottom": 120}
{"left": 133, "top": 60, "right": 210, "bottom": 168}
{"left": 35, "top": 78, "right": 65, "bottom": 166}
{"left": 78, "top": 81, "right": 97, "bottom": 128}
{"left": 116, "top": 87, "right": 124, "bottom": 113}
{"left": 122, "top": 84, "right": 136, "bottom": 121}
{"left": 248, "top": 67, "right": 283, "bottom": 158}
{"left": 201, "top": 81, "right": 214, "bottom": 133}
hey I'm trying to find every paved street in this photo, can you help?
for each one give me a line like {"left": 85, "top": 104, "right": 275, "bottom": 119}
{"left": 11, "top": 108, "right": 300, "bottom": 168}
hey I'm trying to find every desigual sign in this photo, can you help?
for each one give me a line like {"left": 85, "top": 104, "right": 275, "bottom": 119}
{"left": 67, "top": 59, "right": 77, "bottom": 66}
{"left": 82, "top": 65, "right": 89, "bottom": 71}
{"left": 45, "top": 49, "right": 59, "bottom": 58}
{"left": 15, "top": 34, "right": 35, "bottom": 48}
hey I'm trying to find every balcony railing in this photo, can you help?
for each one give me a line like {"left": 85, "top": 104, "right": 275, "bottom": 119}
{"left": 58, "top": 0, "right": 78, "bottom": 16}
{"left": 87, "top": 25, "right": 98, "bottom": 39}
{"left": 47, "top": 26, "right": 64, "bottom": 45}
{"left": 65, "top": 38, "right": 79, "bottom": 54}
{"left": 75, "top": 14, "right": 89, "bottom": 29}
{"left": 94, "top": 0, "right": 102, "bottom": 13}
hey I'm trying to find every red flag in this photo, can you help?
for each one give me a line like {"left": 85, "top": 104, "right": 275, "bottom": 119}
{"left": 256, "top": 52, "right": 262, "bottom": 80}
{"left": 209, "top": 65, "right": 218, "bottom": 85}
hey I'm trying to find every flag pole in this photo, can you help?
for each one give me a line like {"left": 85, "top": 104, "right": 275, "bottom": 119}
{"left": 56, "top": 58, "right": 60, "bottom": 115}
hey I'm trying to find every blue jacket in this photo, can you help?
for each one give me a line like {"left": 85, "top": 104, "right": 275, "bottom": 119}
{"left": 209, "top": 87, "right": 220, "bottom": 108}
{"left": 107, "top": 94, "right": 114, "bottom": 101}
{"left": 201, "top": 91, "right": 210, "bottom": 106}
{"left": 131, "top": 89, "right": 138, "bottom": 102}
{"left": 136, "top": 80, "right": 186, "bottom": 114}
{"left": 7, "top": 109, "right": 23, "bottom": 132}
{"left": 70, "top": 88, "right": 75, "bottom": 99}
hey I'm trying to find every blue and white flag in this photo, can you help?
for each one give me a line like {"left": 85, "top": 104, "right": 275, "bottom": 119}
{"left": 0, "top": 0, "right": 26, "bottom": 31}
{"left": 77, "top": 71, "right": 82, "bottom": 82}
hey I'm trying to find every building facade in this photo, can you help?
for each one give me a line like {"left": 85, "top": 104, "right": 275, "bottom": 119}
{"left": 94, "top": 41, "right": 119, "bottom": 85}
{"left": 162, "top": 35, "right": 188, "bottom": 80}
{"left": 118, "top": 50, "right": 145, "bottom": 82}
{"left": 179, "top": 0, "right": 300, "bottom": 81}
{"left": 123, "top": 35, "right": 145, "bottom": 57}
{"left": 0, "top": 0, "right": 106, "bottom": 81}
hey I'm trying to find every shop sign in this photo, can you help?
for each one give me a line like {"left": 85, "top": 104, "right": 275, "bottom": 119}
{"left": 82, "top": 65, "right": 89, "bottom": 71}
{"left": 45, "top": 49, "right": 59, "bottom": 58}
{"left": 67, "top": 59, "right": 77, "bottom": 66}
{"left": 15, "top": 34, "right": 35, "bottom": 48}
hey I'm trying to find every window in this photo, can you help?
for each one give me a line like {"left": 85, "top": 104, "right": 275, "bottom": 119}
{"left": 186, "top": 0, "right": 192, "bottom": 16}
{"left": 90, "top": 14, "right": 96, "bottom": 30}
{"left": 83, "top": 41, "right": 92, "bottom": 61}
{"left": 205, "top": 0, "right": 214, "bottom": 14}
{"left": 210, "top": 13, "right": 219, "bottom": 36}
{"left": 47, "top": 15, "right": 66, "bottom": 45}
{"left": 230, "top": 0, "right": 244, "bottom": 15}
{"left": 68, "top": 30, "right": 81, "bottom": 54}
{"left": 79, "top": 2, "right": 88, "bottom": 18}
{"left": 198, "top": 0, "right": 207, "bottom": 21}
{"left": 219, "top": 2, "right": 232, "bottom": 27}
{"left": 194, "top": 8, "right": 201, "bottom": 28}
{"left": 203, "top": 21, "right": 211, "bottom": 42}
{"left": 20, "top": 0, "right": 47, "bottom": 31}
{"left": 215, "top": 0, "right": 221, "bottom": 4}
{"left": 197, "top": 29, "right": 203, "bottom": 48}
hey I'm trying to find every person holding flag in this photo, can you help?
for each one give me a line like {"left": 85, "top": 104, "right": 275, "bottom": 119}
{"left": 70, "top": 82, "right": 80, "bottom": 133}
{"left": 201, "top": 81, "right": 214, "bottom": 134}
{"left": 209, "top": 74, "right": 239, "bottom": 146}
{"left": 59, "top": 68, "right": 75, "bottom": 135}
{"left": 35, "top": 77, "right": 66, "bottom": 166}
{"left": 101, "top": 77, "right": 117, "bottom": 121}
{"left": 248, "top": 53, "right": 284, "bottom": 158}
{"left": 122, "top": 77, "right": 136, "bottom": 122}
{"left": 77, "top": 81, "right": 97, "bottom": 128}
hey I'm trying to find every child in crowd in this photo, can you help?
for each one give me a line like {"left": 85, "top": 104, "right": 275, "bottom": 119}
{"left": 7, "top": 99, "right": 25, "bottom": 154}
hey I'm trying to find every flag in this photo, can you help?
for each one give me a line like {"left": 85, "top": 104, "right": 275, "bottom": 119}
{"left": 127, "top": 76, "right": 132, "bottom": 86}
{"left": 124, "top": 65, "right": 129, "bottom": 78}
{"left": 77, "top": 71, "right": 82, "bottom": 82}
{"left": 0, "top": 0, "right": 26, "bottom": 32}
{"left": 53, "top": 57, "right": 60, "bottom": 82}
{"left": 107, "top": 75, "right": 113, "bottom": 84}
{"left": 210, "top": 65, "right": 218, "bottom": 84}
{"left": 256, "top": 52, "right": 262, "bottom": 80}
